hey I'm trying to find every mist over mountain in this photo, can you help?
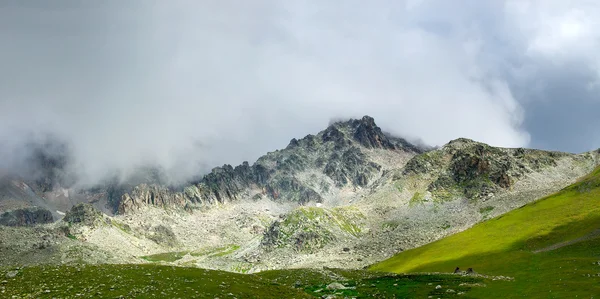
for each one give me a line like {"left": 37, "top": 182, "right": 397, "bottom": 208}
{"left": 3, "top": 2, "right": 600, "bottom": 189}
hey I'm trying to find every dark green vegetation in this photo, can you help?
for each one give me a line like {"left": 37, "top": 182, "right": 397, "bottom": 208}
{"left": 257, "top": 268, "right": 491, "bottom": 298}
{"left": 0, "top": 265, "right": 489, "bottom": 298}
{"left": 140, "top": 245, "right": 241, "bottom": 262}
{"left": 0, "top": 264, "right": 309, "bottom": 298}
{"left": 140, "top": 251, "right": 189, "bottom": 263}
{"left": 372, "top": 165, "right": 600, "bottom": 298}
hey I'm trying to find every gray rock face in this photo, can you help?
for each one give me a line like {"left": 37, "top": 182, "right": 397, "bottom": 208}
{"left": 0, "top": 207, "right": 54, "bottom": 226}
{"left": 146, "top": 225, "right": 178, "bottom": 246}
{"left": 351, "top": 116, "right": 396, "bottom": 149}
{"left": 118, "top": 184, "right": 188, "bottom": 214}
{"left": 324, "top": 147, "right": 381, "bottom": 187}
{"left": 326, "top": 282, "right": 346, "bottom": 290}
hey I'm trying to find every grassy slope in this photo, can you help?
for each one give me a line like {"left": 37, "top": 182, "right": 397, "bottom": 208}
{"left": 371, "top": 166, "right": 600, "bottom": 298}
{"left": 0, "top": 264, "right": 311, "bottom": 299}
{"left": 0, "top": 264, "right": 488, "bottom": 299}
{"left": 256, "top": 268, "right": 488, "bottom": 298}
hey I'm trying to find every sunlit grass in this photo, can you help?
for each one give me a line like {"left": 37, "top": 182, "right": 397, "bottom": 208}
{"left": 371, "top": 165, "right": 600, "bottom": 298}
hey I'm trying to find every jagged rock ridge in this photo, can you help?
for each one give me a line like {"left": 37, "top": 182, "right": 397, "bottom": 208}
{"left": 118, "top": 116, "right": 423, "bottom": 213}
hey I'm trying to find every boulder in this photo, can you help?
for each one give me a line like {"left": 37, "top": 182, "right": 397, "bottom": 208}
{"left": 63, "top": 203, "right": 104, "bottom": 227}
{"left": 0, "top": 207, "right": 54, "bottom": 226}
{"left": 326, "top": 282, "right": 346, "bottom": 290}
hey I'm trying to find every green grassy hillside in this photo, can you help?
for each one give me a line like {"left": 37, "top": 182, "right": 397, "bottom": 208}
{"left": 371, "top": 165, "right": 600, "bottom": 298}
{"left": 0, "top": 264, "right": 311, "bottom": 298}
{"left": 1, "top": 264, "right": 490, "bottom": 298}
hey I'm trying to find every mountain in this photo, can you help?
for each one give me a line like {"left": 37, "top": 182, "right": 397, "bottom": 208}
{"left": 117, "top": 115, "right": 425, "bottom": 213}
{"left": 0, "top": 116, "right": 598, "bottom": 274}
{"left": 371, "top": 164, "right": 600, "bottom": 297}
{"left": 0, "top": 116, "right": 423, "bottom": 219}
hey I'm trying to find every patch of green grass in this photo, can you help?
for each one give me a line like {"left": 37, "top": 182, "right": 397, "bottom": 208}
{"left": 140, "top": 251, "right": 189, "bottom": 262}
{"left": 479, "top": 206, "right": 494, "bottom": 214}
{"left": 430, "top": 187, "right": 458, "bottom": 202}
{"left": 394, "top": 181, "right": 404, "bottom": 192}
{"left": 231, "top": 262, "right": 253, "bottom": 274}
{"left": 330, "top": 207, "right": 364, "bottom": 236}
{"left": 257, "top": 268, "right": 488, "bottom": 298}
{"left": 112, "top": 221, "right": 132, "bottom": 234}
{"left": 0, "top": 264, "right": 310, "bottom": 298}
{"left": 66, "top": 234, "right": 77, "bottom": 240}
{"left": 409, "top": 192, "right": 425, "bottom": 205}
{"left": 257, "top": 214, "right": 273, "bottom": 227}
{"left": 381, "top": 220, "right": 400, "bottom": 231}
{"left": 190, "top": 244, "right": 239, "bottom": 257}
{"left": 371, "top": 165, "right": 600, "bottom": 298}
{"left": 212, "top": 245, "right": 240, "bottom": 257}
{"left": 0, "top": 264, "right": 491, "bottom": 298}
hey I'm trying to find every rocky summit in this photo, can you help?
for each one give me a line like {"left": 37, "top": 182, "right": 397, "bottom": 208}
{"left": 0, "top": 116, "right": 598, "bottom": 275}
{"left": 117, "top": 115, "right": 425, "bottom": 214}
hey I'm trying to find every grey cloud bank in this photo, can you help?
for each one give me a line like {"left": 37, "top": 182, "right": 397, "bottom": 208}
{"left": 0, "top": 1, "right": 598, "bottom": 184}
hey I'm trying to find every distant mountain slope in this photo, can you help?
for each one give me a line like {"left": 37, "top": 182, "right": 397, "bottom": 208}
{"left": 371, "top": 165, "right": 600, "bottom": 298}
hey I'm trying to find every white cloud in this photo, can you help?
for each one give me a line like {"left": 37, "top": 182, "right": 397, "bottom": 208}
{"left": 0, "top": 1, "right": 555, "bottom": 185}
{"left": 505, "top": 1, "right": 600, "bottom": 86}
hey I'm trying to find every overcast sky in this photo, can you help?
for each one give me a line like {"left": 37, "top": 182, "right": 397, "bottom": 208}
{"left": 1, "top": 0, "right": 599, "bottom": 184}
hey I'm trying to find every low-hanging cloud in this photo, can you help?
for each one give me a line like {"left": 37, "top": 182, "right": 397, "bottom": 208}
{"left": 0, "top": 1, "right": 598, "bottom": 186}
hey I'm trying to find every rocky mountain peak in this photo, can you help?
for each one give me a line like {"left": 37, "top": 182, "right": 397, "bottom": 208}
{"left": 350, "top": 116, "right": 396, "bottom": 149}
{"left": 323, "top": 115, "right": 417, "bottom": 151}
{"left": 114, "top": 116, "right": 423, "bottom": 214}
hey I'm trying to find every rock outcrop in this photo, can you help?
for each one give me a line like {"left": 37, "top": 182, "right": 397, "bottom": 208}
{"left": 403, "top": 138, "right": 576, "bottom": 200}
{"left": 350, "top": 116, "right": 396, "bottom": 149}
{"left": 262, "top": 207, "right": 364, "bottom": 252}
{"left": 63, "top": 203, "right": 105, "bottom": 227}
{"left": 118, "top": 184, "right": 190, "bottom": 214}
{"left": 0, "top": 207, "right": 54, "bottom": 226}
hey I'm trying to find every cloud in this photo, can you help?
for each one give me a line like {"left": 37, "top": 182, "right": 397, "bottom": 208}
{"left": 5, "top": 1, "right": 599, "bottom": 185}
